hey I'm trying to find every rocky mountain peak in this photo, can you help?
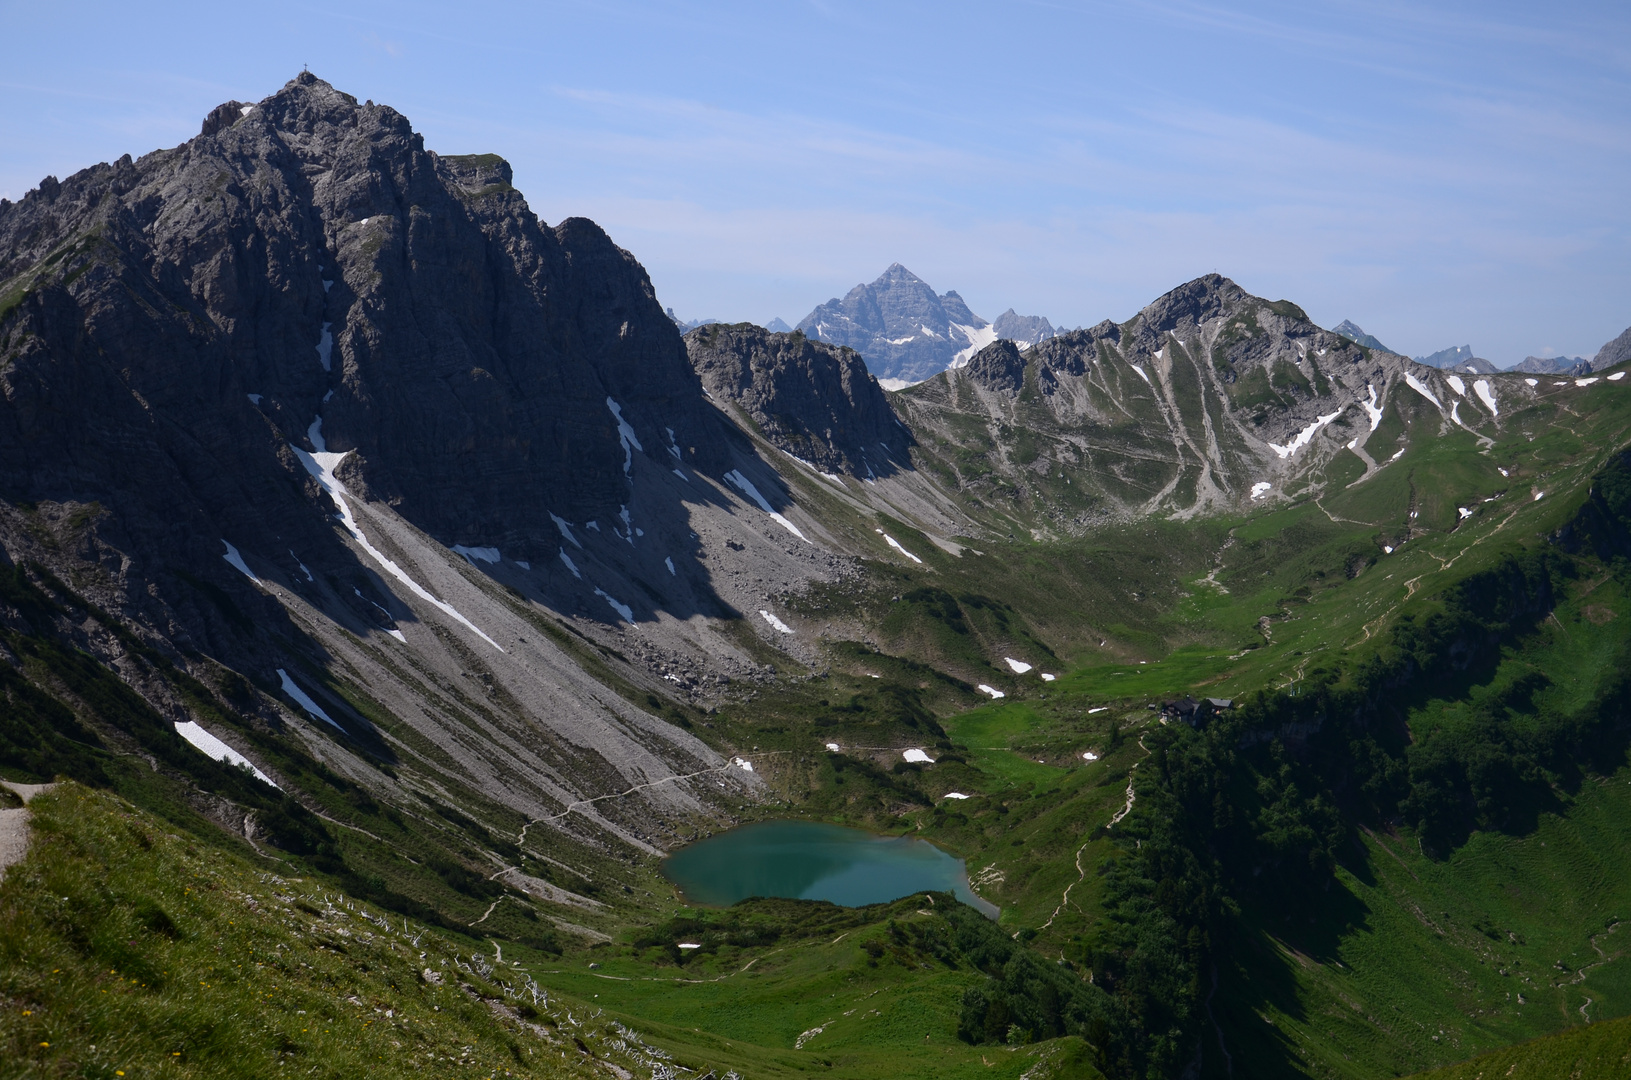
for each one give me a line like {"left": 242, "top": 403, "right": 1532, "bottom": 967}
{"left": 1137, "top": 273, "right": 1248, "bottom": 338}
{"left": 963, "top": 339, "right": 1027, "bottom": 394}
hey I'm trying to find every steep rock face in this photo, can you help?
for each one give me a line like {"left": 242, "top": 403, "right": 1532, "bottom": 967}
{"left": 0, "top": 73, "right": 729, "bottom": 574}
{"left": 684, "top": 323, "right": 911, "bottom": 477}
{"left": 796, "top": 264, "right": 994, "bottom": 384}
{"left": 1594, "top": 325, "right": 1631, "bottom": 372}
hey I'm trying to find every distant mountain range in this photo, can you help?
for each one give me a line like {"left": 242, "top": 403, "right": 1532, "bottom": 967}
{"left": 1411, "top": 344, "right": 1499, "bottom": 374}
{"left": 1513, "top": 354, "right": 1592, "bottom": 376}
{"left": 665, "top": 307, "right": 719, "bottom": 332}
{"left": 795, "top": 264, "right": 1056, "bottom": 386}
{"left": 1332, "top": 319, "right": 1631, "bottom": 376}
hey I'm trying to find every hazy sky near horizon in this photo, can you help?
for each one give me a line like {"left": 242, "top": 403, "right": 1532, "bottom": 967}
{"left": 3, "top": 1, "right": 1627, "bottom": 364}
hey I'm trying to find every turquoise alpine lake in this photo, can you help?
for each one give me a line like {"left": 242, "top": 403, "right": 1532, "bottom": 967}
{"left": 660, "top": 819, "right": 999, "bottom": 918}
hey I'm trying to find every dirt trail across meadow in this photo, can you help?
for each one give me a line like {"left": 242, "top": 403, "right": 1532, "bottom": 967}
{"left": 0, "top": 782, "right": 54, "bottom": 882}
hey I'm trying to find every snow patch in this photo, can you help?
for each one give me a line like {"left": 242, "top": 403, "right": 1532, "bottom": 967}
{"left": 315, "top": 322, "right": 333, "bottom": 372}
{"left": 665, "top": 556, "right": 676, "bottom": 576}
{"left": 1040, "top": 673, "right": 1056, "bottom": 682}
{"left": 238, "top": 105, "right": 254, "bottom": 117}
{"left": 1525, "top": 378, "right": 1539, "bottom": 386}
{"left": 784, "top": 451, "right": 844, "bottom": 486}
{"left": 277, "top": 668, "right": 343, "bottom": 731}
{"left": 594, "top": 588, "right": 633, "bottom": 623}
{"left": 724, "top": 469, "right": 810, "bottom": 542}
{"left": 879, "top": 531, "right": 922, "bottom": 563}
{"left": 606, "top": 397, "right": 643, "bottom": 476}
{"left": 452, "top": 545, "right": 500, "bottom": 566}
{"left": 515, "top": 561, "right": 529, "bottom": 570}
{"left": 1384, "top": 545, "right": 1394, "bottom": 554}
{"left": 294, "top": 418, "right": 503, "bottom": 652}
{"left": 1389, "top": 447, "right": 1406, "bottom": 461}
{"left": 1577, "top": 377, "right": 1600, "bottom": 387}
{"left": 1362, "top": 384, "right": 1384, "bottom": 431}
{"left": 977, "top": 684, "right": 1006, "bottom": 699}
{"left": 289, "top": 551, "right": 314, "bottom": 582}
{"left": 903, "top": 748, "right": 935, "bottom": 764}
{"left": 942, "top": 792, "right": 971, "bottom": 800}
{"left": 1088, "top": 707, "right": 1108, "bottom": 715}
{"left": 1446, "top": 375, "right": 1466, "bottom": 397}
{"left": 1458, "top": 507, "right": 1473, "bottom": 519}
{"left": 550, "top": 514, "right": 582, "bottom": 549}
{"left": 247, "top": 393, "right": 262, "bottom": 405}
{"left": 1081, "top": 751, "right": 1099, "bottom": 762}
{"left": 673, "top": 468, "right": 690, "bottom": 481}
{"left": 759, "top": 610, "right": 794, "bottom": 634}
{"left": 1404, "top": 372, "right": 1442, "bottom": 408}
{"left": 1152, "top": 347, "right": 1164, "bottom": 361}
{"left": 1534, "top": 491, "right": 1545, "bottom": 501}
{"left": 1130, "top": 364, "right": 1152, "bottom": 386}
{"left": 1473, "top": 379, "right": 1498, "bottom": 416}
{"left": 826, "top": 742, "right": 841, "bottom": 752}
{"left": 387, "top": 629, "right": 406, "bottom": 643}
{"left": 1250, "top": 482, "right": 1272, "bottom": 500}
{"left": 1269, "top": 408, "right": 1345, "bottom": 458}
{"left": 558, "top": 549, "right": 581, "bottom": 579}
{"left": 1609, "top": 372, "right": 1627, "bottom": 382}
{"left": 174, "top": 721, "right": 279, "bottom": 788}
{"left": 221, "top": 540, "right": 259, "bottom": 583}
{"left": 1004, "top": 657, "right": 1033, "bottom": 673}
{"left": 731, "top": 757, "right": 754, "bottom": 772}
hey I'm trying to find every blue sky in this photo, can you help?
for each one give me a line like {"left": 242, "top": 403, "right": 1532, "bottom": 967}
{"left": 3, "top": 1, "right": 1628, "bottom": 364}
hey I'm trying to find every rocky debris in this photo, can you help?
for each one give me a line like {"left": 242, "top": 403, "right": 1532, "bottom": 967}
{"left": 684, "top": 323, "right": 911, "bottom": 477}
{"left": 1592, "top": 324, "right": 1631, "bottom": 372}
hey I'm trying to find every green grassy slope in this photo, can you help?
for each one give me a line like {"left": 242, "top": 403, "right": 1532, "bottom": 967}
{"left": 1404, "top": 1011, "right": 1631, "bottom": 1079}
{"left": 0, "top": 783, "right": 657, "bottom": 1080}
